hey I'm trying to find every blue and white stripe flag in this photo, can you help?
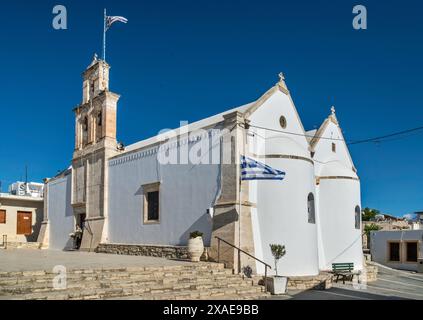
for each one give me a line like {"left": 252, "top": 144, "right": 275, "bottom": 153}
{"left": 241, "top": 156, "right": 286, "bottom": 181}
{"left": 106, "top": 16, "right": 128, "bottom": 31}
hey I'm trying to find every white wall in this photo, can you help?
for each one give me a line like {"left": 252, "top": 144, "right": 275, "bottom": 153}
{"left": 247, "top": 90, "right": 320, "bottom": 276}
{"left": 317, "top": 179, "right": 363, "bottom": 270}
{"left": 48, "top": 174, "right": 75, "bottom": 250}
{"left": 107, "top": 130, "right": 222, "bottom": 247}
{"left": 313, "top": 119, "right": 363, "bottom": 271}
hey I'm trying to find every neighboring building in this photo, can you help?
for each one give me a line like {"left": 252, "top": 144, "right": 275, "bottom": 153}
{"left": 9, "top": 182, "right": 44, "bottom": 198}
{"left": 362, "top": 214, "right": 410, "bottom": 249}
{"left": 0, "top": 183, "right": 44, "bottom": 245}
{"left": 371, "top": 230, "right": 423, "bottom": 272}
{"left": 409, "top": 212, "right": 423, "bottom": 230}
{"left": 39, "top": 56, "right": 363, "bottom": 277}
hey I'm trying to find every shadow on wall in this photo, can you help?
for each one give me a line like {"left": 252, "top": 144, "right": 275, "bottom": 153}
{"left": 25, "top": 206, "right": 44, "bottom": 242}
{"left": 179, "top": 213, "right": 213, "bottom": 246}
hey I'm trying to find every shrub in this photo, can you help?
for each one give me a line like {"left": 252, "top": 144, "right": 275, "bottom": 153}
{"left": 190, "top": 231, "right": 204, "bottom": 239}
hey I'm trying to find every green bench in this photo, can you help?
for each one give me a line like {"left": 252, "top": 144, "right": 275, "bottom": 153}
{"left": 331, "top": 263, "right": 359, "bottom": 284}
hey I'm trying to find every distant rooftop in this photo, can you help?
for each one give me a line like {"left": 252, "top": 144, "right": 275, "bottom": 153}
{"left": 0, "top": 193, "right": 43, "bottom": 202}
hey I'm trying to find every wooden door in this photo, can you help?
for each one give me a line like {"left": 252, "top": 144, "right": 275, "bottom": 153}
{"left": 17, "top": 212, "right": 32, "bottom": 235}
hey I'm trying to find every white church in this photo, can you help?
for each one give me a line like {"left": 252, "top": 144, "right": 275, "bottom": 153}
{"left": 38, "top": 56, "right": 363, "bottom": 277}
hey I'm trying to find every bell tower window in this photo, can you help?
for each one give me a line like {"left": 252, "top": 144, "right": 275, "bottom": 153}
{"left": 96, "top": 111, "right": 103, "bottom": 141}
{"left": 97, "top": 112, "right": 102, "bottom": 127}
{"left": 82, "top": 116, "right": 89, "bottom": 145}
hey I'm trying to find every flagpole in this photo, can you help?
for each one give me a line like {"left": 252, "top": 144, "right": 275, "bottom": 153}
{"left": 103, "top": 8, "right": 107, "bottom": 62}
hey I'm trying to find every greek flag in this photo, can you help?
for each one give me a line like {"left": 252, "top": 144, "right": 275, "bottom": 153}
{"left": 106, "top": 16, "right": 128, "bottom": 30}
{"left": 241, "top": 156, "right": 286, "bottom": 181}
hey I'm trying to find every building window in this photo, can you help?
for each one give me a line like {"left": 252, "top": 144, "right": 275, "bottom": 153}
{"left": 332, "top": 143, "right": 336, "bottom": 153}
{"left": 389, "top": 242, "right": 400, "bottom": 262}
{"left": 82, "top": 116, "right": 89, "bottom": 145}
{"left": 97, "top": 111, "right": 102, "bottom": 127}
{"left": 0, "top": 210, "right": 6, "bottom": 224}
{"left": 307, "top": 193, "right": 315, "bottom": 224}
{"left": 279, "top": 116, "right": 287, "bottom": 129}
{"left": 143, "top": 183, "right": 160, "bottom": 224}
{"left": 406, "top": 242, "right": 418, "bottom": 262}
{"left": 355, "top": 206, "right": 361, "bottom": 229}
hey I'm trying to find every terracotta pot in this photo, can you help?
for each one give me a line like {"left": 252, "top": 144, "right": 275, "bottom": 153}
{"left": 188, "top": 237, "right": 204, "bottom": 262}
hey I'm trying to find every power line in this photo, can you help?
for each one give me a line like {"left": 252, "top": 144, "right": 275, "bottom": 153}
{"left": 246, "top": 123, "right": 423, "bottom": 146}
{"left": 348, "top": 126, "right": 423, "bottom": 145}
{"left": 247, "top": 124, "right": 347, "bottom": 142}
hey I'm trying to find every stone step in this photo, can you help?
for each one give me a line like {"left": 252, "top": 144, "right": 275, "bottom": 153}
{"left": 110, "top": 287, "right": 267, "bottom": 301}
{"left": 0, "top": 270, "right": 233, "bottom": 284}
{"left": 0, "top": 262, "right": 267, "bottom": 300}
{"left": 0, "top": 269, "right": 235, "bottom": 287}
{"left": 0, "top": 263, "right": 227, "bottom": 279}
{"left": 0, "top": 274, "right": 252, "bottom": 295}
{"left": 12, "top": 284, "right": 266, "bottom": 300}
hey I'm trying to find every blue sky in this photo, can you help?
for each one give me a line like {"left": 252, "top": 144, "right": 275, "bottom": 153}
{"left": 0, "top": 0, "right": 422, "bottom": 216}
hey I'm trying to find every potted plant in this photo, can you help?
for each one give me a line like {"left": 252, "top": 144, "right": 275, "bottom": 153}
{"left": 267, "top": 244, "right": 288, "bottom": 295}
{"left": 188, "top": 231, "right": 204, "bottom": 262}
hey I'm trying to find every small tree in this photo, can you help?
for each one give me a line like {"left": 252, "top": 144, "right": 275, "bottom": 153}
{"left": 270, "top": 244, "right": 286, "bottom": 276}
{"left": 362, "top": 208, "right": 380, "bottom": 221}
{"left": 364, "top": 224, "right": 382, "bottom": 250}
{"left": 364, "top": 223, "right": 382, "bottom": 237}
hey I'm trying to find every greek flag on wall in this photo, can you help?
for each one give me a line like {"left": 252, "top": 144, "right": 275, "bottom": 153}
{"left": 241, "top": 156, "right": 286, "bottom": 181}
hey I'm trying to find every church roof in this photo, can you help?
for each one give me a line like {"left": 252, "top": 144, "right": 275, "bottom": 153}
{"left": 124, "top": 101, "right": 255, "bottom": 153}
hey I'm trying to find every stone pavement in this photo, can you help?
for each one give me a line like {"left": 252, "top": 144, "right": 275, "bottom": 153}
{"left": 273, "top": 266, "right": 423, "bottom": 300}
{"left": 0, "top": 249, "right": 196, "bottom": 272}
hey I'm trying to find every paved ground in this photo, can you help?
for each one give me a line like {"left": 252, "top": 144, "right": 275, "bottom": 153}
{"left": 0, "top": 249, "right": 196, "bottom": 272}
{"left": 286, "top": 266, "right": 423, "bottom": 300}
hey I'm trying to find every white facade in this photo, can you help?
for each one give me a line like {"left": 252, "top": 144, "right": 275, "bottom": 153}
{"left": 44, "top": 61, "right": 363, "bottom": 276}
{"left": 312, "top": 115, "right": 363, "bottom": 271}
{"left": 246, "top": 90, "right": 319, "bottom": 276}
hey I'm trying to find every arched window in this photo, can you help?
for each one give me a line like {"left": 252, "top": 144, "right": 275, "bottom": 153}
{"left": 308, "top": 193, "right": 315, "bottom": 224}
{"left": 82, "top": 116, "right": 89, "bottom": 145}
{"left": 355, "top": 206, "right": 361, "bottom": 229}
{"left": 96, "top": 111, "right": 103, "bottom": 141}
{"left": 97, "top": 112, "right": 102, "bottom": 126}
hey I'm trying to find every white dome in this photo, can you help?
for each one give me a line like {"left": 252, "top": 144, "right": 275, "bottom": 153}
{"left": 319, "top": 160, "right": 358, "bottom": 179}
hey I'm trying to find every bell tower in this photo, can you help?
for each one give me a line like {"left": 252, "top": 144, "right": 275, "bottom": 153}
{"left": 72, "top": 55, "right": 120, "bottom": 251}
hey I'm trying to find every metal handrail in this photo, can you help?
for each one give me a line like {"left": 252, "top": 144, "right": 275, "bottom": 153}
{"left": 2, "top": 235, "right": 7, "bottom": 250}
{"left": 215, "top": 236, "right": 271, "bottom": 292}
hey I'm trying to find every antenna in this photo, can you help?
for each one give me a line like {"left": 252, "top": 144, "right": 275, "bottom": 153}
{"left": 25, "top": 165, "right": 28, "bottom": 184}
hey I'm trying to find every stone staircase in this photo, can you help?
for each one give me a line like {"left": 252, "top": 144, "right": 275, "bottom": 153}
{"left": 0, "top": 263, "right": 270, "bottom": 300}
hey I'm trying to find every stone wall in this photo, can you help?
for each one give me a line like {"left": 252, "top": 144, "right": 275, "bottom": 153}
{"left": 363, "top": 264, "right": 378, "bottom": 282}
{"left": 287, "top": 273, "right": 333, "bottom": 290}
{"left": 96, "top": 243, "right": 210, "bottom": 261}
